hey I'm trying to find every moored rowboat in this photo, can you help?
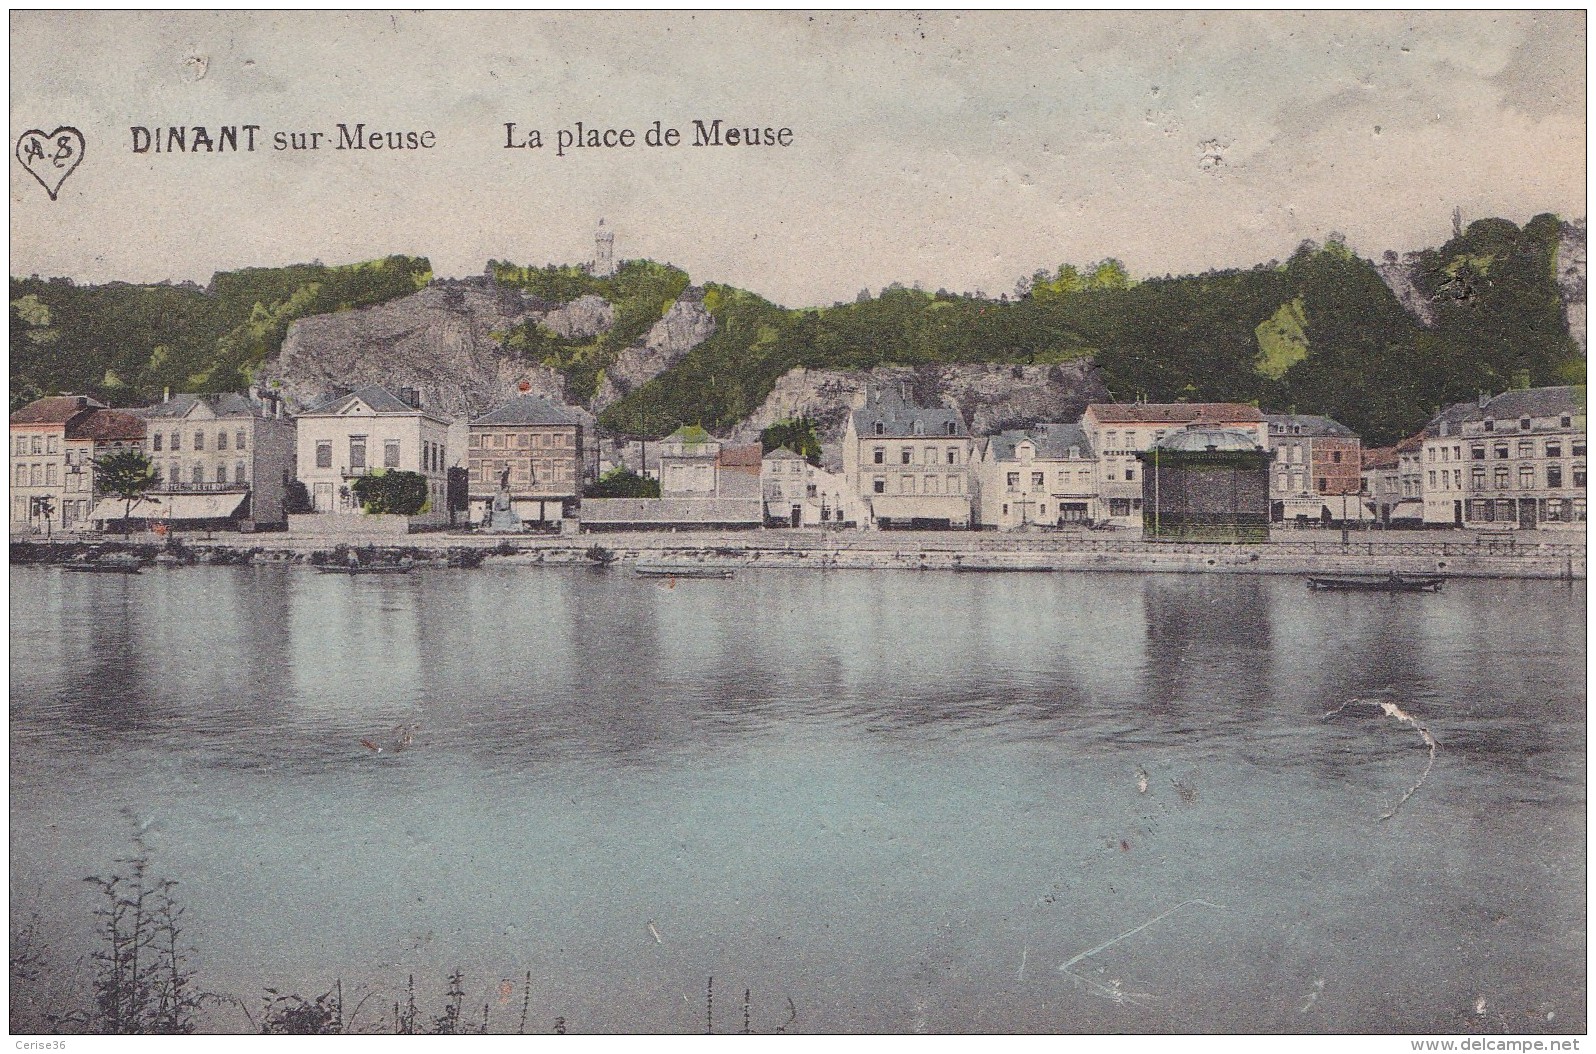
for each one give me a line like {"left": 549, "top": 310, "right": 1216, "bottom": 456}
{"left": 1306, "top": 574, "right": 1444, "bottom": 593}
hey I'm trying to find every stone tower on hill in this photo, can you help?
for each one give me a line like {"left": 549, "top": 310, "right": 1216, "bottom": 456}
{"left": 594, "top": 219, "right": 615, "bottom": 277}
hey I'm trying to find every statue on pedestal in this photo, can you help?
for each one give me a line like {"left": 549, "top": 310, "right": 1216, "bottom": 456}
{"left": 483, "top": 465, "right": 523, "bottom": 532}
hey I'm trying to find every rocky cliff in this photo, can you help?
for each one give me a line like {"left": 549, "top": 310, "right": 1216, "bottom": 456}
{"left": 263, "top": 279, "right": 718, "bottom": 421}
{"left": 1374, "top": 250, "right": 1438, "bottom": 327}
{"left": 260, "top": 278, "right": 573, "bottom": 418}
{"left": 591, "top": 297, "right": 717, "bottom": 411}
{"left": 1557, "top": 219, "right": 1586, "bottom": 353}
{"left": 726, "top": 362, "right": 1111, "bottom": 466}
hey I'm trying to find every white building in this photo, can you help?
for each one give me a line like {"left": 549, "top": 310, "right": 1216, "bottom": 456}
{"left": 973, "top": 424, "right": 1097, "bottom": 529}
{"left": 841, "top": 385, "right": 973, "bottom": 529}
{"left": 294, "top": 385, "right": 452, "bottom": 526}
{"left": 761, "top": 446, "right": 863, "bottom": 527}
{"left": 1424, "top": 386, "right": 1587, "bottom": 530}
{"left": 132, "top": 392, "right": 296, "bottom": 529}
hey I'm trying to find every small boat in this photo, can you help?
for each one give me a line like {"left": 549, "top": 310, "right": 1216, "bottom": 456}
{"left": 635, "top": 562, "right": 737, "bottom": 579}
{"left": 62, "top": 554, "right": 143, "bottom": 574}
{"left": 316, "top": 563, "right": 414, "bottom": 575}
{"left": 1307, "top": 573, "right": 1445, "bottom": 593}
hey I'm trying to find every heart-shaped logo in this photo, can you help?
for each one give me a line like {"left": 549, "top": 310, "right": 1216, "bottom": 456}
{"left": 16, "top": 126, "right": 85, "bottom": 201}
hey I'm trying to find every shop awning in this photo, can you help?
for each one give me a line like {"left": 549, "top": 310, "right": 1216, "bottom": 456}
{"left": 89, "top": 492, "right": 247, "bottom": 522}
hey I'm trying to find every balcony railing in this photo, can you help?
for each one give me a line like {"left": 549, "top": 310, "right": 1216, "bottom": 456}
{"left": 150, "top": 482, "right": 250, "bottom": 493}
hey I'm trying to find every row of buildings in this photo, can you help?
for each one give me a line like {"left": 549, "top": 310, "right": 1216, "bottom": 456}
{"left": 9, "top": 380, "right": 1586, "bottom": 537}
{"left": 9, "top": 386, "right": 587, "bottom": 535}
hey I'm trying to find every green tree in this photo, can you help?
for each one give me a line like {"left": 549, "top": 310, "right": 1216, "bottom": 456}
{"left": 351, "top": 470, "right": 430, "bottom": 515}
{"left": 584, "top": 466, "right": 660, "bottom": 498}
{"left": 93, "top": 449, "right": 157, "bottom": 537}
{"left": 761, "top": 417, "right": 823, "bottom": 464}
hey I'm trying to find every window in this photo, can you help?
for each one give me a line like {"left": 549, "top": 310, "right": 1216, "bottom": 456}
{"left": 1561, "top": 416, "right": 1572, "bottom": 428}
{"left": 872, "top": 447, "right": 885, "bottom": 465}
{"left": 1494, "top": 443, "right": 1509, "bottom": 459}
{"left": 384, "top": 439, "right": 401, "bottom": 468}
{"left": 44, "top": 464, "right": 56, "bottom": 486}
{"left": 217, "top": 431, "right": 228, "bottom": 451}
{"left": 873, "top": 422, "right": 884, "bottom": 436}
{"left": 946, "top": 448, "right": 957, "bottom": 465}
{"left": 1575, "top": 465, "right": 1587, "bottom": 487}
{"left": 1471, "top": 444, "right": 1485, "bottom": 460}
{"left": 1002, "top": 503, "right": 1009, "bottom": 516}
{"left": 1547, "top": 465, "right": 1563, "bottom": 488}
{"left": 1517, "top": 466, "right": 1533, "bottom": 489}
{"left": 1032, "top": 472, "right": 1045, "bottom": 489}
{"left": 1427, "top": 471, "right": 1436, "bottom": 487}
{"left": 470, "top": 459, "right": 483, "bottom": 483}
{"left": 234, "top": 461, "right": 247, "bottom": 483}
{"left": 901, "top": 475, "right": 915, "bottom": 493}
{"left": 1494, "top": 467, "right": 1509, "bottom": 489}
{"left": 192, "top": 464, "right": 204, "bottom": 484}
{"left": 925, "top": 475, "right": 938, "bottom": 494}
{"left": 1518, "top": 440, "right": 1535, "bottom": 458}
{"left": 1573, "top": 439, "right": 1586, "bottom": 457}
{"left": 1125, "top": 468, "right": 1136, "bottom": 482}
{"left": 1440, "top": 447, "right": 1449, "bottom": 463}
{"left": 236, "top": 430, "right": 247, "bottom": 451}
{"left": 1109, "top": 498, "right": 1132, "bottom": 516}
{"left": 1471, "top": 468, "right": 1486, "bottom": 491}
{"left": 469, "top": 433, "right": 481, "bottom": 449}
{"left": 30, "top": 436, "right": 41, "bottom": 454}
{"left": 1520, "top": 418, "right": 1532, "bottom": 431}
{"left": 1320, "top": 477, "right": 1330, "bottom": 491}
{"left": 153, "top": 433, "right": 163, "bottom": 452}
{"left": 193, "top": 431, "right": 204, "bottom": 451}
{"left": 168, "top": 461, "right": 178, "bottom": 485}
{"left": 900, "top": 449, "right": 912, "bottom": 465}
{"left": 1546, "top": 441, "right": 1563, "bottom": 458}
{"left": 349, "top": 437, "right": 366, "bottom": 470}
{"left": 170, "top": 432, "right": 180, "bottom": 451}
{"left": 316, "top": 442, "right": 332, "bottom": 469}
{"left": 28, "top": 464, "right": 41, "bottom": 486}
{"left": 912, "top": 420, "right": 924, "bottom": 436}
{"left": 1484, "top": 419, "right": 1494, "bottom": 432}
{"left": 872, "top": 477, "right": 885, "bottom": 494}
{"left": 1332, "top": 451, "right": 1343, "bottom": 464}
{"left": 1427, "top": 448, "right": 1436, "bottom": 462}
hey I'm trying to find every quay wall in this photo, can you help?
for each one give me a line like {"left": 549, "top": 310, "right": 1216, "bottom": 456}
{"left": 11, "top": 529, "right": 1585, "bottom": 580}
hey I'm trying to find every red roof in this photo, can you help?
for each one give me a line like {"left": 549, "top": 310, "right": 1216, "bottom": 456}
{"left": 1393, "top": 431, "right": 1427, "bottom": 453}
{"left": 717, "top": 443, "right": 764, "bottom": 468}
{"left": 66, "top": 409, "right": 145, "bottom": 443}
{"left": 1361, "top": 445, "right": 1399, "bottom": 470}
{"left": 10, "top": 395, "right": 106, "bottom": 425}
{"left": 1086, "top": 402, "right": 1263, "bottom": 424}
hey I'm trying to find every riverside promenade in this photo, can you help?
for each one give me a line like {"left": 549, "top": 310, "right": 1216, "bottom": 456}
{"left": 15, "top": 526, "right": 1586, "bottom": 580}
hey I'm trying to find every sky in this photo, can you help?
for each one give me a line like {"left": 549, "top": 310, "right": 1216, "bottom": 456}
{"left": 9, "top": 10, "right": 1587, "bottom": 308}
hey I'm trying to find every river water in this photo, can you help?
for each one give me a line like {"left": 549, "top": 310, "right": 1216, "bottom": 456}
{"left": 9, "top": 565, "right": 1585, "bottom": 1034}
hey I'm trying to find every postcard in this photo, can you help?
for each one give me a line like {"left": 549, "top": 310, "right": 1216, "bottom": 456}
{"left": 8, "top": 10, "right": 1586, "bottom": 1039}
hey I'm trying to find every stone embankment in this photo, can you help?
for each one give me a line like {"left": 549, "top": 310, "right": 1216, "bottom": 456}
{"left": 12, "top": 530, "right": 1585, "bottom": 580}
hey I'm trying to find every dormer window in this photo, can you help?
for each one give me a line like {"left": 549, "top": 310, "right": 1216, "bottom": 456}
{"left": 945, "top": 422, "right": 956, "bottom": 436}
{"left": 913, "top": 420, "right": 924, "bottom": 436}
{"left": 874, "top": 422, "right": 884, "bottom": 436}
{"left": 1520, "top": 418, "right": 1532, "bottom": 431}
{"left": 1484, "top": 419, "right": 1494, "bottom": 432}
